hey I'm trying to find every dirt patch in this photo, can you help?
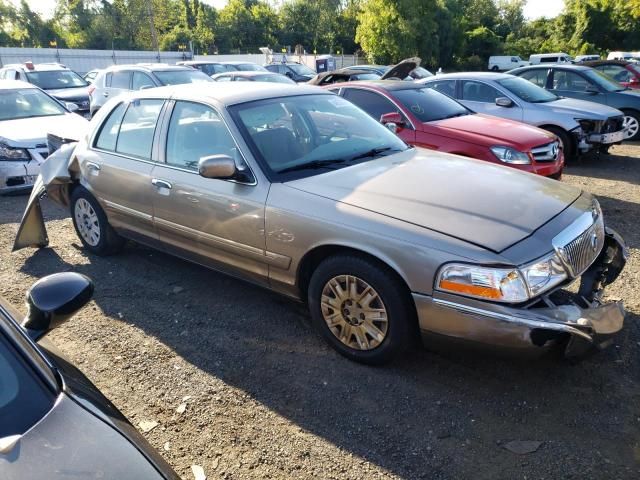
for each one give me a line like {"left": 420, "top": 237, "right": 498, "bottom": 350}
{"left": 1, "top": 145, "right": 639, "bottom": 479}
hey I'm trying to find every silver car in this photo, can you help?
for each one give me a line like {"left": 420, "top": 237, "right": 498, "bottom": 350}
{"left": 14, "top": 83, "right": 628, "bottom": 364}
{"left": 419, "top": 73, "right": 626, "bottom": 158}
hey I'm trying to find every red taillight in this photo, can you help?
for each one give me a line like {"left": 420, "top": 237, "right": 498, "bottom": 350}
{"left": 630, "top": 76, "right": 639, "bottom": 85}
{"left": 87, "top": 85, "right": 95, "bottom": 96}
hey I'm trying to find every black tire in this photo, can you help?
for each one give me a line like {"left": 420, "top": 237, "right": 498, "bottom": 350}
{"left": 621, "top": 109, "right": 640, "bottom": 141}
{"left": 491, "top": 65, "right": 499, "bottom": 71}
{"left": 307, "top": 254, "right": 414, "bottom": 365}
{"left": 543, "top": 126, "right": 575, "bottom": 161}
{"left": 70, "top": 186, "right": 124, "bottom": 255}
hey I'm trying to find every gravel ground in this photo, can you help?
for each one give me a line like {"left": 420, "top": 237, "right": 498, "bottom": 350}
{"left": 1, "top": 145, "right": 639, "bottom": 480}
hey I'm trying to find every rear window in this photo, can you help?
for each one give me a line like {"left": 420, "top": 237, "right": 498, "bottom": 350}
{"left": 394, "top": 88, "right": 469, "bottom": 122}
{"left": 26, "top": 69, "right": 87, "bottom": 89}
{"left": 153, "top": 70, "right": 213, "bottom": 85}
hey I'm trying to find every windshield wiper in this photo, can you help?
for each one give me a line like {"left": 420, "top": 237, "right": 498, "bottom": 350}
{"left": 277, "top": 158, "right": 347, "bottom": 174}
{"left": 349, "top": 147, "right": 398, "bottom": 161}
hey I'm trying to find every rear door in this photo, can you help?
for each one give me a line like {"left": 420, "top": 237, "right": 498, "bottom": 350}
{"left": 82, "top": 98, "right": 164, "bottom": 241}
{"left": 150, "top": 100, "right": 271, "bottom": 285}
{"left": 458, "top": 80, "right": 522, "bottom": 122}
{"left": 104, "top": 70, "right": 132, "bottom": 102}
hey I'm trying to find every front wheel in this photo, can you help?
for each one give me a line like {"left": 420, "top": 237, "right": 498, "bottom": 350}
{"left": 70, "top": 186, "right": 124, "bottom": 255}
{"left": 307, "top": 254, "right": 414, "bottom": 365}
{"left": 622, "top": 110, "right": 640, "bottom": 140}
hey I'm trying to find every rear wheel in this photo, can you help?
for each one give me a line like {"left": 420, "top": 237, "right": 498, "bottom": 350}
{"left": 622, "top": 110, "right": 640, "bottom": 140}
{"left": 70, "top": 186, "right": 124, "bottom": 255}
{"left": 542, "top": 126, "right": 574, "bottom": 161}
{"left": 491, "top": 65, "right": 499, "bottom": 71}
{"left": 307, "top": 254, "right": 414, "bottom": 365}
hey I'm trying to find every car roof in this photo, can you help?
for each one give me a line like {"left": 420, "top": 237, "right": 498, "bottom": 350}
{"left": 106, "top": 64, "right": 191, "bottom": 72}
{"left": 0, "top": 79, "right": 38, "bottom": 90}
{"left": 2, "top": 62, "right": 69, "bottom": 72}
{"left": 133, "top": 82, "right": 328, "bottom": 106}
{"left": 179, "top": 61, "right": 224, "bottom": 66}
{"left": 222, "top": 61, "right": 259, "bottom": 65}
{"left": 517, "top": 64, "right": 591, "bottom": 71}
{"left": 221, "top": 71, "right": 278, "bottom": 77}
{"left": 583, "top": 60, "right": 631, "bottom": 66}
{"left": 422, "top": 72, "right": 512, "bottom": 80}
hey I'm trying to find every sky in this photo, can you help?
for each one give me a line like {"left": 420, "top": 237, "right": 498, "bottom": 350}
{"left": 12, "top": 0, "right": 565, "bottom": 20}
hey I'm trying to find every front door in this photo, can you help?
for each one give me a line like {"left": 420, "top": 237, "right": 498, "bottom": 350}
{"left": 458, "top": 80, "right": 523, "bottom": 122}
{"left": 150, "top": 100, "right": 270, "bottom": 284}
{"left": 549, "top": 69, "right": 605, "bottom": 103}
{"left": 82, "top": 98, "right": 164, "bottom": 241}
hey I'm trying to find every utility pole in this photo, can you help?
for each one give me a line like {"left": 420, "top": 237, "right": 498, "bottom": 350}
{"left": 145, "top": 0, "right": 160, "bottom": 58}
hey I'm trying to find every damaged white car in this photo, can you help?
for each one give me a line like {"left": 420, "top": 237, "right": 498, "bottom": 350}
{"left": 0, "top": 80, "right": 89, "bottom": 194}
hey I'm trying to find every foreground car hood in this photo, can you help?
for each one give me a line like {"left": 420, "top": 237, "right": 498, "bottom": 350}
{"left": 546, "top": 97, "right": 623, "bottom": 118}
{"left": 0, "top": 114, "right": 89, "bottom": 147}
{"left": 286, "top": 148, "right": 581, "bottom": 252}
{"left": 432, "top": 114, "right": 556, "bottom": 149}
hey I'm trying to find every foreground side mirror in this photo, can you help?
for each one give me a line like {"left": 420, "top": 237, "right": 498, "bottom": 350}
{"left": 380, "top": 112, "right": 404, "bottom": 133}
{"left": 199, "top": 154, "right": 237, "bottom": 179}
{"left": 495, "top": 97, "right": 514, "bottom": 108}
{"left": 22, "top": 272, "right": 94, "bottom": 341}
{"left": 65, "top": 102, "right": 79, "bottom": 112}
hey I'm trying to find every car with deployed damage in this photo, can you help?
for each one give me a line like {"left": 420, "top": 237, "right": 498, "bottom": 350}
{"left": 419, "top": 72, "right": 626, "bottom": 159}
{"left": 508, "top": 64, "right": 640, "bottom": 140}
{"left": 0, "top": 273, "right": 179, "bottom": 479}
{"left": 327, "top": 81, "right": 564, "bottom": 178}
{"left": 14, "top": 83, "right": 628, "bottom": 365}
{"left": 0, "top": 80, "right": 89, "bottom": 195}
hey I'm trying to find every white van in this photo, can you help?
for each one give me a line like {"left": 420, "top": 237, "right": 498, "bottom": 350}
{"left": 487, "top": 55, "right": 528, "bottom": 71}
{"left": 607, "top": 51, "right": 634, "bottom": 60}
{"left": 575, "top": 54, "right": 600, "bottom": 62}
{"left": 529, "top": 53, "right": 573, "bottom": 64}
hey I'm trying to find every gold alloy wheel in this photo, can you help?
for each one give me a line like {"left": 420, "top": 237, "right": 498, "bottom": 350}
{"left": 320, "top": 275, "right": 389, "bottom": 350}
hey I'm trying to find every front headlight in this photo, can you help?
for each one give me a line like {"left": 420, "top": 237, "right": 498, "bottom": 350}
{"left": 436, "top": 264, "right": 529, "bottom": 303}
{"left": 490, "top": 146, "right": 531, "bottom": 164}
{"left": 520, "top": 252, "right": 567, "bottom": 297}
{"left": 0, "top": 142, "right": 30, "bottom": 161}
{"left": 575, "top": 119, "right": 595, "bottom": 132}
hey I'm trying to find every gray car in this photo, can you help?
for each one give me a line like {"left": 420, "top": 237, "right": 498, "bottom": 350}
{"left": 508, "top": 64, "right": 640, "bottom": 140}
{"left": 419, "top": 72, "right": 626, "bottom": 159}
{"left": 14, "top": 83, "right": 628, "bottom": 365}
{"left": 89, "top": 64, "right": 213, "bottom": 116}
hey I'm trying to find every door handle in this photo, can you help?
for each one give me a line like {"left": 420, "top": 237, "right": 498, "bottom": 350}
{"left": 152, "top": 178, "right": 172, "bottom": 190}
{"left": 103, "top": 91, "right": 109, "bottom": 97}
{"left": 86, "top": 162, "right": 101, "bottom": 171}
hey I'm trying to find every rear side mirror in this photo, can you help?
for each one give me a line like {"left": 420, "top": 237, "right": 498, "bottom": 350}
{"left": 380, "top": 112, "right": 404, "bottom": 133}
{"left": 22, "top": 272, "right": 94, "bottom": 341}
{"left": 199, "top": 154, "right": 237, "bottom": 179}
{"left": 495, "top": 97, "right": 514, "bottom": 107}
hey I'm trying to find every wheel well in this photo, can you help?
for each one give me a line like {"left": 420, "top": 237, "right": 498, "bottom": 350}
{"left": 538, "top": 124, "right": 574, "bottom": 150}
{"left": 620, "top": 108, "right": 639, "bottom": 116}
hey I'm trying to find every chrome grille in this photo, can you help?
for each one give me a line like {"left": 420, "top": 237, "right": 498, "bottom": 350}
{"left": 531, "top": 141, "right": 560, "bottom": 162}
{"left": 553, "top": 214, "right": 604, "bottom": 278}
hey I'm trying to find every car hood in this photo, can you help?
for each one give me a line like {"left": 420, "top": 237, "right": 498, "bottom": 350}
{"left": 545, "top": 97, "right": 623, "bottom": 119}
{"left": 381, "top": 57, "right": 421, "bottom": 80}
{"left": 0, "top": 114, "right": 89, "bottom": 148}
{"left": 431, "top": 113, "right": 556, "bottom": 149}
{"left": 285, "top": 148, "right": 581, "bottom": 252}
{"left": 45, "top": 86, "right": 90, "bottom": 101}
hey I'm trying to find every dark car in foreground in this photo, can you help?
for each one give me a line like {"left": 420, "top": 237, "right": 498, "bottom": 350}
{"left": 14, "top": 83, "right": 628, "bottom": 365}
{"left": 509, "top": 64, "right": 640, "bottom": 140}
{"left": 327, "top": 81, "right": 564, "bottom": 177}
{"left": 0, "top": 273, "right": 179, "bottom": 479}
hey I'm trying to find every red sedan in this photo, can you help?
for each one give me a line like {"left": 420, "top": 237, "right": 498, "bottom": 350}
{"left": 326, "top": 81, "right": 564, "bottom": 178}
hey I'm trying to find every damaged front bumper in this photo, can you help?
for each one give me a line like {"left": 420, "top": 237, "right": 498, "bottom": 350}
{"left": 415, "top": 228, "right": 629, "bottom": 358}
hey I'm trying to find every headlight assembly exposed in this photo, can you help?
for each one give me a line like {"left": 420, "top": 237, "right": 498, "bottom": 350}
{"left": 520, "top": 253, "right": 567, "bottom": 297}
{"left": 575, "top": 119, "right": 595, "bottom": 132}
{"left": 490, "top": 146, "right": 531, "bottom": 164}
{"left": 0, "top": 142, "right": 30, "bottom": 162}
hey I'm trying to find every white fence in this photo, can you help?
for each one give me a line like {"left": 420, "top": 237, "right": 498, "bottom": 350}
{"left": 0, "top": 47, "right": 192, "bottom": 74}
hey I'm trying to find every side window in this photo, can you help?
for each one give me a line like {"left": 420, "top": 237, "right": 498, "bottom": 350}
{"left": 265, "top": 65, "right": 277, "bottom": 73}
{"left": 600, "top": 65, "right": 631, "bottom": 82}
{"left": 111, "top": 71, "right": 131, "bottom": 89}
{"left": 132, "top": 72, "right": 155, "bottom": 90}
{"left": 165, "top": 101, "right": 238, "bottom": 171}
{"left": 105, "top": 72, "right": 112, "bottom": 87}
{"left": 540, "top": 57, "right": 557, "bottom": 63}
{"left": 427, "top": 80, "right": 456, "bottom": 98}
{"left": 343, "top": 89, "right": 400, "bottom": 122}
{"left": 511, "top": 57, "right": 518, "bottom": 63}
{"left": 461, "top": 81, "right": 501, "bottom": 102}
{"left": 115, "top": 99, "right": 164, "bottom": 159}
{"left": 95, "top": 102, "right": 127, "bottom": 151}
{"left": 552, "top": 70, "right": 590, "bottom": 91}
{"left": 519, "top": 69, "right": 548, "bottom": 87}
{"left": 216, "top": 75, "right": 232, "bottom": 82}
{"left": 235, "top": 77, "right": 250, "bottom": 82}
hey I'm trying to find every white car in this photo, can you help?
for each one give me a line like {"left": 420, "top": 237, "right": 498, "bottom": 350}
{"left": 529, "top": 53, "right": 573, "bottom": 65}
{"left": 0, "top": 80, "right": 89, "bottom": 194}
{"left": 488, "top": 56, "right": 528, "bottom": 71}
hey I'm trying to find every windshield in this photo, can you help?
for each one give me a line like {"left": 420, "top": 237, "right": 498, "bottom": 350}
{"left": 289, "top": 64, "right": 316, "bottom": 76}
{"left": 253, "top": 74, "right": 295, "bottom": 84}
{"left": 231, "top": 94, "right": 407, "bottom": 177}
{"left": 394, "top": 87, "right": 469, "bottom": 122}
{"left": 233, "top": 63, "right": 267, "bottom": 72}
{"left": 196, "top": 63, "right": 234, "bottom": 76}
{"left": 583, "top": 69, "right": 626, "bottom": 92}
{"left": 409, "top": 67, "right": 433, "bottom": 80}
{"left": 497, "top": 76, "right": 558, "bottom": 103}
{"left": 26, "top": 70, "right": 87, "bottom": 90}
{"left": 0, "top": 88, "right": 67, "bottom": 120}
{"left": 154, "top": 70, "right": 213, "bottom": 85}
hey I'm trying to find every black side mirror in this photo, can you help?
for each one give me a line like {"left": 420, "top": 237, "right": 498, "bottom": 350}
{"left": 22, "top": 272, "right": 94, "bottom": 341}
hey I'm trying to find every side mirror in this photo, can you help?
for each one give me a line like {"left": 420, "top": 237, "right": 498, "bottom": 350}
{"left": 380, "top": 112, "right": 404, "bottom": 133}
{"left": 285, "top": 71, "right": 293, "bottom": 78}
{"left": 65, "top": 102, "right": 79, "bottom": 112}
{"left": 139, "top": 84, "right": 154, "bottom": 90}
{"left": 22, "top": 272, "right": 94, "bottom": 341}
{"left": 495, "top": 97, "right": 514, "bottom": 108}
{"left": 199, "top": 154, "right": 237, "bottom": 179}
